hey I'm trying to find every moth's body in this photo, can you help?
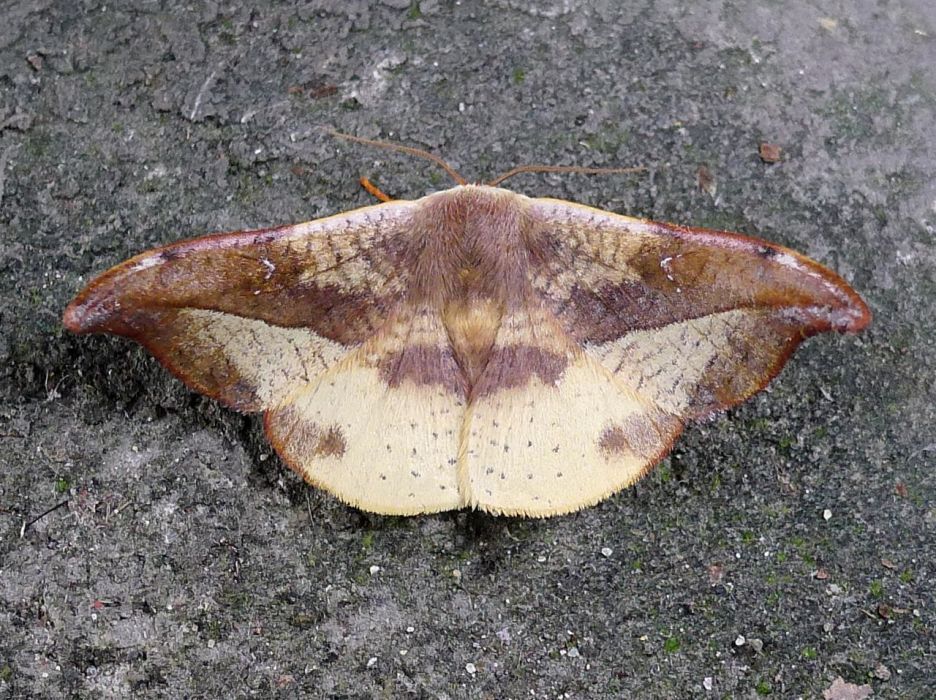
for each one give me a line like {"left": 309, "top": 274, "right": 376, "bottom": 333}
{"left": 64, "top": 183, "right": 870, "bottom": 516}
{"left": 407, "top": 186, "right": 520, "bottom": 389}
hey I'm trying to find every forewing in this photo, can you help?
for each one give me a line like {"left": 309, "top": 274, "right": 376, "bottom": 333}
{"left": 461, "top": 303, "right": 682, "bottom": 516}
{"left": 526, "top": 199, "right": 870, "bottom": 419}
{"left": 63, "top": 201, "right": 417, "bottom": 411}
{"left": 265, "top": 305, "right": 468, "bottom": 515}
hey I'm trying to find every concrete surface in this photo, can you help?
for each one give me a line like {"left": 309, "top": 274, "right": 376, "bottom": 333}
{"left": 1, "top": 1, "right": 933, "bottom": 698}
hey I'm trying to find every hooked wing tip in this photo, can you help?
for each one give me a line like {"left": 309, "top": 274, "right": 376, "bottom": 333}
{"left": 62, "top": 296, "right": 91, "bottom": 334}
{"left": 62, "top": 279, "right": 121, "bottom": 335}
{"left": 846, "top": 293, "right": 872, "bottom": 333}
{"left": 816, "top": 281, "right": 871, "bottom": 335}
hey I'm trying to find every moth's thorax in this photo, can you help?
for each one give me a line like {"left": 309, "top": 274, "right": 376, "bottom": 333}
{"left": 413, "top": 185, "right": 531, "bottom": 384}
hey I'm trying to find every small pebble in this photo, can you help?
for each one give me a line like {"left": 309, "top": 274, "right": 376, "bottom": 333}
{"left": 465, "top": 662, "right": 476, "bottom": 674}
{"left": 367, "top": 657, "right": 377, "bottom": 668}
{"left": 734, "top": 635, "right": 746, "bottom": 647}
{"left": 703, "top": 677, "right": 713, "bottom": 691}
{"left": 369, "top": 565, "right": 380, "bottom": 575}
{"left": 601, "top": 547, "right": 613, "bottom": 558}
{"left": 567, "top": 647, "right": 580, "bottom": 658}
{"left": 873, "top": 663, "right": 892, "bottom": 681}
{"left": 823, "top": 509, "right": 832, "bottom": 521}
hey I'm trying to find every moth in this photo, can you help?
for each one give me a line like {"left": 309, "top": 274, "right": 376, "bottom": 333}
{"left": 63, "top": 135, "right": 870, "bottom": 517}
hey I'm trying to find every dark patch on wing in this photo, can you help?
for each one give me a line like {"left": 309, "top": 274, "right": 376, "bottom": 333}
{"left": 274, "top": 405, "right": 347, "bottom": 460}
{"left": 599, "top": 411, "right": 683, "bottom": 461}
{"left": 598, "top": 425, "right": 629, "bottom": 455}
{"left": 377, "top": 344, "right": 469, "bottom": 398}
{"left": 472, "top": 346, "right": 569, "bottom": 399}
{"left": 313, "top": 425, "right": 347, "bottom": 459}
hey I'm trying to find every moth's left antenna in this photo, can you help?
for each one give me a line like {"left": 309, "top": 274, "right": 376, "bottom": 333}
{"left": 331, "top": 131, "right": 468, "bottom": 186}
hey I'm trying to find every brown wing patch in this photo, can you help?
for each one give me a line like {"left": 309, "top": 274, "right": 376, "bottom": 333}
{"left": 598, "top": 411, "right": 679, "bottom": 461}
{"left": 527, "top": 199, "right": 870, "bottom": 344}
{"left": 63, "top": 202, "right": 418, "bottom": 412}
{"left": 529, "top": 198, "right": 870, "bottom": 420}
{"left": 274, "top": 408, "right": 348, "bottom": 459}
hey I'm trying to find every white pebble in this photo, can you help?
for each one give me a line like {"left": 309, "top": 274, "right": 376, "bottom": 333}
{"left": 601, "top": 547, "right": 613, "bottom": 558}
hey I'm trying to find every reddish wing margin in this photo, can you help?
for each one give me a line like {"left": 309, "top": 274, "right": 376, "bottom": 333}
{"left": 526, "top": 198, "right": 870, "bottom": 420}
{"left": 63, "top": 200, "right": 417, "bottom": 412}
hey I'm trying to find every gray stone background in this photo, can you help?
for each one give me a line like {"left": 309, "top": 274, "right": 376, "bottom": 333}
{"left": 1, "top": 1, "right": 933, "bottom": 698}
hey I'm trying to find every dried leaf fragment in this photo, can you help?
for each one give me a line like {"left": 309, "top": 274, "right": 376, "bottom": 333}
{"left": 823, "top": 676, "right": 872, "bottom": 700}
{"left": 697, "top": 165, "right": 717, "bottom": 196}
{"left": 759, "top": 143, "right": 782, "bottom": 163}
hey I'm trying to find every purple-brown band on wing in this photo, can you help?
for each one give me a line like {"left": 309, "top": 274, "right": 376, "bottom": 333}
{"left": 377, "top": 345, "right": 469, "bottom": 399}
{"left": 526, "top": 206, "right": 870, "bottom": 345}
{"left": 63, "top": 210, "right": 413, "bottom": 346}
{"left": 470, "top": 346, "right": 569, "bottom": 399}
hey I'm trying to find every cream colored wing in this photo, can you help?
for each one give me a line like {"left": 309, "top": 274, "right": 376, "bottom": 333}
{"left": 265, "top": 305, "right": 469, "bottom": 515}
{"left": 460, "top": 303, "right": 681, "bottom": 517}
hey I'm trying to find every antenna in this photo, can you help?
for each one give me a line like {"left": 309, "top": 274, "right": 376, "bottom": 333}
{"left": 331, "top": 131, "right": 468, "bottom": 186}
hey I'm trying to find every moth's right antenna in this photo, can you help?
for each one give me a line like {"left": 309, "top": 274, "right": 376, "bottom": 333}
{"left": 486, "top": 164, "right": 646, "bottom": 188}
